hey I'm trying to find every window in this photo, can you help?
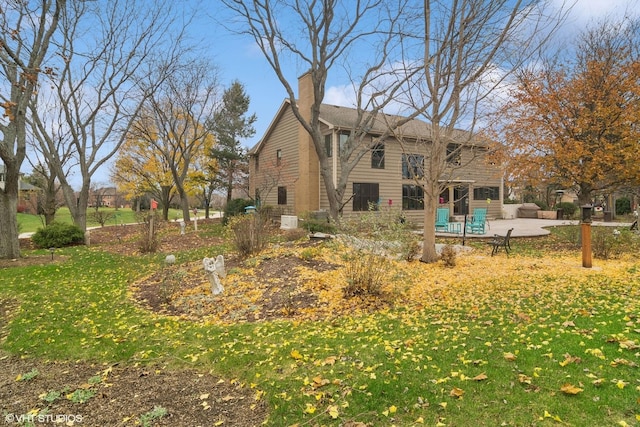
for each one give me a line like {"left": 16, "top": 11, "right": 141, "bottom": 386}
{"left": 352, "top": 183, "right": 379, "bottom": 211}
{"left": 277, "top": 186, "right": 287, "bottom": 205}
{"left": 324, "top": 134, "right": 332, "bottom": 157}
{"left": 339, "top": 131, "right": 350, "bottom": 155}
{"left": 254, "top": 154, "right": 259, "bottom": 171}
{"left": 402, "top": 154, "right": 424, "bottom": 179}
{"left": 403, "top": 185, "right": 424, "bottom": 210}
{"left": 473, "top": 186, "right": 500, "bottom": 201}
{"left": 276, "top": 149, "right": 282, "bottom": 166}
{"left": 371, "top": 143, "right": 384, "bottom": 169}
{"left": 447, "top": 144, "right": 461, "bottom": 165}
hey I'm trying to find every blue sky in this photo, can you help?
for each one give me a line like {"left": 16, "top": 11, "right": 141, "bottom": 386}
{"left": 205, "top": 0, "right": 639, "bottom": 153}
{"left": 29, "top": 0, "right": 639, "bottom": 187}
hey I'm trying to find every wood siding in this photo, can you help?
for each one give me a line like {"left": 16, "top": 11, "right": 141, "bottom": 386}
{"left": 319, "top": 135, "right": 502, "bottom": 224}
{"left": 250, "top": 105, "right": 300, "bottom": 213}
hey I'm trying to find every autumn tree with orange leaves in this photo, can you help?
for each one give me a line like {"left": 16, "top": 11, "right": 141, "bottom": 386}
{"left": 495, "top": 19, "right": 640, "bottom": 206}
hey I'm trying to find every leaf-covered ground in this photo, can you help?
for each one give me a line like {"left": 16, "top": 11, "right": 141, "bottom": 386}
{"left": 1, "top": 221, "right": 639, "bottom": 426}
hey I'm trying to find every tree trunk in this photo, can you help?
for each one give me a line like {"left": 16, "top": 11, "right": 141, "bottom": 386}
{"left": 177, "top": 185, "right": 191, "bottom": 222}
{"left": 421, "top": 195, "right": 439, "bottom": 263}
{"left": 59, "top": 180, "right": 89, "bottom": 231}
{"left": 0, "top": 189, "right": 20, "bottom": 259}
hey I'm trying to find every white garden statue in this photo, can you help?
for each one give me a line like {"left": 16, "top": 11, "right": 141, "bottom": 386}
{"left": 203, "top": 255, "right": 226, "bottom": 295}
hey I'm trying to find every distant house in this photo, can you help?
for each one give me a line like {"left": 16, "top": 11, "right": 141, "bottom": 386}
{"left": 88, "top": 187, "right": 123, "bottom": 208}
{"left": 248, "top": 73, "right": 503, "bottom": 223}
{"left": 0, "top": 164, "right": 41, "bottom": 214}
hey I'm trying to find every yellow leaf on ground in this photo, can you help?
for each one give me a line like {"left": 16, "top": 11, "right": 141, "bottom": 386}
{"left": 472, "top": 373, "right": 488, "bottom": 381}
{"left": 290, "top": 349, "right": 303, "bottom": 360}
{"left": 560, "top": 383, "right": 583, "bottom": 395}
{"left": 449, "top": 387, "right": 465, "bottom": 398}
{"left": 328, "top": 405, "right": 339, "bottom": 419}
{"left": 503, "top": 352, "right": 517, "bottom": 361}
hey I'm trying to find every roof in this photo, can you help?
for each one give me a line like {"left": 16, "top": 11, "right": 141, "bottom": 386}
{"left": 249, "top": 99, "right": 480, "bottom": 155}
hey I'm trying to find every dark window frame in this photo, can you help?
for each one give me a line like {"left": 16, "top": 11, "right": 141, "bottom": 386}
{"left": 473, "top": 186, "right": 500, "bottom": 201}
{"left": 277, "top": 186, "right": 287, "bottom": 205}
{"left": 446, "top": 143, "right": 461, "bottom": 165}
{"left": 352, "top": 183, "right": 379, "bottom": 212}
{"left": 402, "top": 184, "right": 424, "bottom": 210}
{"left": 371, "top": 143, "right": 385, "bottom": 169}
{"left": 402, "top": 154, "right": 424, "bottom": 179}
{"left": 324, "top": 134, "right": 333, "bottom": 157}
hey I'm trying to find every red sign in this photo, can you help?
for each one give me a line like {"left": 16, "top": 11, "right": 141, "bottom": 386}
{"left": 151, "top": 199, "right": 158, "bottom": 210}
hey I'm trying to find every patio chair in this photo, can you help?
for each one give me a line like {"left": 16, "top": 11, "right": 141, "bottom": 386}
{"left": 490, "top": 228, "right": 513, "bottom": 256}
{"left": 465, "top": 208, "right": 487, "bottom": 234}
{"left": 435, "top": 208, "right": 450, "bottom": 232}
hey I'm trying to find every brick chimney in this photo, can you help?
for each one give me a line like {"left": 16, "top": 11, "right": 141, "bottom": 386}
{"left": 295, "top": 71, "right": 320, "bottom": 213}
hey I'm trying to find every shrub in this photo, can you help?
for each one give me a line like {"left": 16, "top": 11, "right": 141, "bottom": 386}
{"left": 615, "top": 197, "right": 632, "bottom": 216}
{"left": 31, "top": 222, "right": 85, "bottom": 248}
{"left": 227, "top": 213, "right": 271, "bottom": 258}
{"left": 591, "top": 227, "right": 636, "bottom": 259}
{"left": 223, "top": 198, "right": 253, "bottom": 225}
{"left": 534, "top": 200, "right": 549, "bottom": 211}
{"left": 138, "top": 212, "right": 161, "bottom": 253}
{"left": 440, "top": 245, "right": 457, "bottom": 268}
{"left": 342, "top": 251, "right": 388, "bottom": 297}
{"left": 339, "top": 207, "right": 419, "bottom": 262}
{"left": 89, "top": 210, "right": 115, "bottom": 227}
{"left": 556, "top": 202, "right": 578, "bottom": 218}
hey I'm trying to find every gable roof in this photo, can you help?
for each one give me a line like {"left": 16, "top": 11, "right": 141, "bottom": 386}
{"left": 249, "top": 99, "right": 479, "bottom": 155}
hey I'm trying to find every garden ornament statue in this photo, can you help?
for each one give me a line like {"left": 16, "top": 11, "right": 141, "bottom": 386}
{"left": 203, "top": 255, "right": 226, "bottom": 295}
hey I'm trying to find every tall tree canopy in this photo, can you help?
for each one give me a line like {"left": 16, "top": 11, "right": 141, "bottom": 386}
{"left": 222, "top": 0, "right": 566, "bottom": 263}
{"left": 210, "top": 80, "right": 256, "bottom": 202}
{"left": 128, "top": 61, "right": 219, "bottom": 222}
{"left": 0, "top": 0, "right": 63, "bottom": 259}
{"left": 494, "top": 18, "right": 640, "bottom": 205}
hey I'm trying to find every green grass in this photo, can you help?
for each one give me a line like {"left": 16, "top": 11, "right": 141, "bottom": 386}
{"left": 17, "top": 207, "right": 185, "bottom": 234}
{"left": 1, "top": 225, "right": 639, "bottom": 426}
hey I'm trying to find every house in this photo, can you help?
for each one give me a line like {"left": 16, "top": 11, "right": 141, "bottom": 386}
{"left": 0, "top": 164, "right": 41, "bottom": 214}
{"left": 248, "top": 73, "right": 503, "bottom": 223}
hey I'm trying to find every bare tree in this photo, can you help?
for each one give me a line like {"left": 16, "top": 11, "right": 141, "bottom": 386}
{"left": 0, "top": 0, "right": 64, "bottom": 259}
{"left": 129, "top": 60, "right": 220, "bottom": 223}
{"left": 398, "top": 0, "right": 570, "bottom": 263}
{"left": 221, "top": 0, "right": 423, "bottom": 220}
{"left": 29, "top": 0, "right": 191, "bottom": 232}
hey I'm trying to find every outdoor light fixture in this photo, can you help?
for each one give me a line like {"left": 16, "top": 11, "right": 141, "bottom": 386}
{"left": 49, "top": 247, "right": 55, "bottom": 260}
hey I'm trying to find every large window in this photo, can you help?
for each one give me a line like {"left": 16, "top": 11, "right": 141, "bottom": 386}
{"left": 473, "top": 186, "right": 500, "bottom": 201}
{"left": 371, "top": 143, "right": 384, "bottom": 169}
{"left": 277, "top": 186, "right": 287, "bottom": 205}
{"left": 352, "top": 183, "right": 379, "bottom": 211}
{"left": 402, "top": 154, "right": 424, "bottom": 179}
{"left": 403, "top": 185, "right": 424, "bottom": 210}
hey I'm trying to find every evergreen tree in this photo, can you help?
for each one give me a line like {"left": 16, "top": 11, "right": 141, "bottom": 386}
{"left": 210, "top": 81, "right": 256, "bottom": 202}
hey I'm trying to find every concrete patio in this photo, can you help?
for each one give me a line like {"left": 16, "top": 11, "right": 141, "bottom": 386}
{"left": 436, "top": 218, "right": 633, "bottom": 238}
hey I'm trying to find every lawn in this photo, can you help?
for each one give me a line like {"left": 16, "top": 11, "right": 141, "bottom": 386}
{"left": 1, "top": 221, "right": 639, "bottom": 426}
{"left": 17, "top": 207, "right": 187, "bottom": 234}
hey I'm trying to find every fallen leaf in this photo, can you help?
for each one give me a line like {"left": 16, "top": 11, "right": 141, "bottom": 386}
{"left": 449, "top": 387, "right": 465, "bottom": 398}
{"left": 560, "top": 383, "right": 583, "bottom": 395}
{"left": 472, "top": 373, "right": 488, "bottom": 381}
{"left": 504, "top": 352, "right": 517, "bottom": 361}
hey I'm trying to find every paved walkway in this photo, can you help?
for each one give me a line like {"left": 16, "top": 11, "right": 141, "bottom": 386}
{"left": 437, "top": 218, "right": 633, "bottom": 238}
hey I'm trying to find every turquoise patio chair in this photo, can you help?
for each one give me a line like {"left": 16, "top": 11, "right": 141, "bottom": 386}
{"left": 466, "top": 208, "right": 487, "bottom": 234}
{"left": 435, "top": 208, "right": 450, "bottom": 232}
